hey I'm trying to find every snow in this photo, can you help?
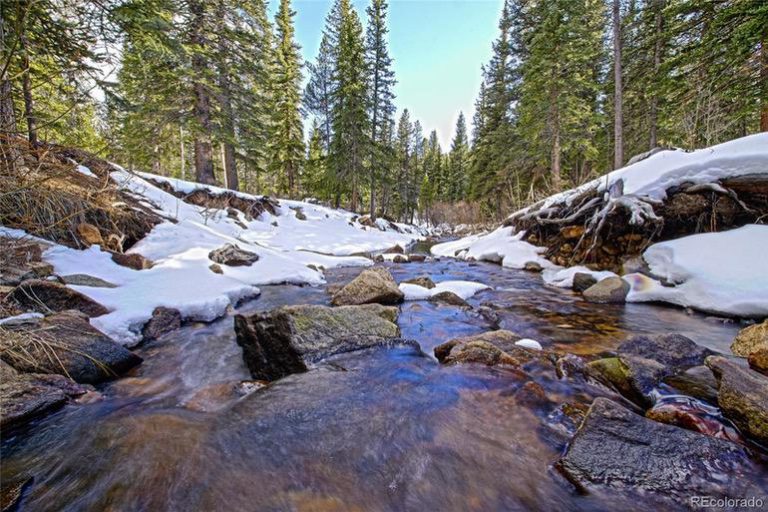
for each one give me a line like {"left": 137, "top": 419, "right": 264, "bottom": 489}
{"left": 1, "top": 167, "right": 425, "bottom": 345}
{"left": 0, "top": 312, "right": 44, "bottom": 326}
{"left": 625, "top": 225, "right": 768, "bottom": 318}
{"left": 541, "top": 266, "right": 617, "bottom": 288}
{"left": 515, "top": 339, "right": 542, "bottom": 351}
{"left": 76, "top": 165, "right": 98, "bottom": 179}
{"left": 515, "top": 133, "right": 768, "bottom": 216}
{"left": 431, "top": 227, "right": 554, "bottom": 270}
{"left": 399, "top": 280, "right": 491, "bottom": 301}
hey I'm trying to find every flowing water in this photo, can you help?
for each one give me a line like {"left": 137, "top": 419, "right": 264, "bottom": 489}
{"left": 2, "top": 258, "right": 765, "bottom": 511}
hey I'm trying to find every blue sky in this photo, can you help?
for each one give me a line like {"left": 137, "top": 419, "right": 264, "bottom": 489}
{"left": 271, "top": 0, "right": 504, "bottom": 149}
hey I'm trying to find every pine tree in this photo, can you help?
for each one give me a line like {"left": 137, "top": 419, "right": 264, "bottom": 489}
{"left": 269, "top": 0, "right": 304, "bottom": 198}
{"left": 328, "top": 0, "right": 369, "bottom": 211}
{"left": 364, "top": 0, "right": 396, "bottom": 218}
{"left": 303, "top": 120, "right": 327, "bottom": 199}
{"left": 304, "top": 33, "right": 335, "bottom": 152}
{"left": 448, "top": 112, "right": 470, "bottom": 201}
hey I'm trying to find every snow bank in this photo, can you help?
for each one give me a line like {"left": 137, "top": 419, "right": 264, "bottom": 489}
{"left": 431, "top": 227, "right": 554, "bottom": 270}
{"left": 519, "top": 133, "right": 768, "bottom": 215}
{"left": 399, "top": 280, "right": 491, "bottom": 301}
{"left": 541, "top": 266, "right": 617, "bottom": 288}
{"left": 625, "top": 225, "right": 768, "bottom": 318}
{"left": 2, "top": 166, "right": 426, "bottom": 345}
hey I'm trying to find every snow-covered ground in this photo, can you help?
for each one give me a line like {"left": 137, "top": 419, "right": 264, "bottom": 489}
{"left": 625, "top": 225, "right": 768, "bottom": 318}
{"left": 432, "top": 134, "right": 768, "bottom": 318}
{"left": 2, "top": 167, "right": 426, "bottom": 345}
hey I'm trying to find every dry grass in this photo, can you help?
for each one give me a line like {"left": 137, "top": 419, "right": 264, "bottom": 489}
{"left": 0, "top": 136, "right": 157, "bottom": 250}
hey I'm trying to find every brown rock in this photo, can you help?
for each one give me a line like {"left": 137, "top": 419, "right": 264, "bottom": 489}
{"left": 209, "top": 263, "right": 223, "bottom": 274}
{"left": 748, "top": 348, "right": 768, "bottom": 375}
{"left": 428, "top": 291, "right": 469, "bottom": 307}
{"left": 402, "top": 276, "right": 435, "bottom": 289}
{"left": 582, "top": 277, "right": 629, "bottom": 303}
{"left": 331, "top": 267, "right": 404, "bottom": 306}
{"left": 392, "top": 254, "right": 409, "bottom": 263}
{"left": 645, "top": 402, "right": 742, "bottom": 443}
{"left": 76, "top": 223, "right": 104, "bottom": 246}
{"left": 9, "top": 279, "right": 109, "bottom": 317}
{"left": 208, "top": 243, "right": 259, "bottom": 267}
{"left": 731, "top": 320, "right": 767, "bottom": 357}
{"left": 513, "top": 381, "right": 551, "bottom": 409}
{"left": 384, "top": 245, "right": 404, "bottom": 254}
{"left": 560, "top": 225, "right": 585, "bottom": 240}
{"left": 142, "top": 307, "right": 182, "bottom": 340}
{"left": 523, "top": 261, "right": 543, "bottom": 272}
{"left": 409, "top": 254, "right": 426, "bottom": 263}
{"left": 111, "top": 251, "right": 154, "bottom": 270}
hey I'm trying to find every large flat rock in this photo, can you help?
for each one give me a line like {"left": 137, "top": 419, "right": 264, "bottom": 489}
{"left": 235, "top": 304, "right": 406, "bottom": 381}
{"left": 557, "top": 398, "right": 759, "bottom": 503}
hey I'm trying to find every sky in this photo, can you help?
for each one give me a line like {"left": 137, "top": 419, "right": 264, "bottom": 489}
{"left": 271, "top": 0, "right": 505, "bottom": 149}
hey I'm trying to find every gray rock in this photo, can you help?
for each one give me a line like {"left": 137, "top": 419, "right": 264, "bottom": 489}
{"left": 1, "top": 310, "right": 142, "bottom": 384}
{"left": 142, "top": 307, "right": 182, "bottom": 340}
{"left": 582, "top": 277, "right": 629, "bottom": 303}
{"left": 60, "top": 274, "right": 118, "bottom": 288}
{"left": 557, "top": 398, "right": 758, "bottom": 502}
{"left": 9, "top": 279, "right": 109, "bottom": 317}
{"left": 706, "top": 356, "right": 768, "bottom": 445}
{"left": 434, "top": 330, "right": 549, "bottom": 368}
{"left": 331, "top": 267, "right": 404, "bottom": 306}
{"left": 618, "top": 333, "right": 712, "bottom": 371}
{"left": 409, "top": 254, "right": 427, "bottom": 263}
{"left": 428, "top": 291, "right": 469, "bottom": 307}
{"left": 571, "top": 273, "right": 597, "bottom": 293}
{"left": 208, "top": 243, "right": 259, "bottom": 267}
{"left": 523, "top": 261, "right": 543, "bottom": 272}
{"left": 0, "top": 361, "right": 88, "bottom": 430}
{"left": 402, "top": 276, "right": 435, "bottom": 289}
{"left": 234, "top": 304, "right": 404, "bottom": 381}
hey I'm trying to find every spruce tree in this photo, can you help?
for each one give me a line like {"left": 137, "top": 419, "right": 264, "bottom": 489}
{"left": 270, "top": 0, "right": 304, "bottom": 198}
{"left": 304, "top": 33, "right": 335, "bottom": 152}
{"left": 448, "top": 112, "right": 470, "bottom": 201}
{"left": 364, "top": 0, "right": 396, "bottom": 218}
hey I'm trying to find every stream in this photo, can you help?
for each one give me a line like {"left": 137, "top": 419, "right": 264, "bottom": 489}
{"left": 1, "top": 255, "right": 765, "bottom": 511}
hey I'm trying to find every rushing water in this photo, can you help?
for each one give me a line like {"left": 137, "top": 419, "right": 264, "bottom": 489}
{"left": 2, "top": 258, "right": 765, "bottom": 511}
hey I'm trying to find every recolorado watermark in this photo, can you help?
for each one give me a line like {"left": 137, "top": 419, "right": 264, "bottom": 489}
{"left": 690, "top": 496, "right": 765, "bottom": 509}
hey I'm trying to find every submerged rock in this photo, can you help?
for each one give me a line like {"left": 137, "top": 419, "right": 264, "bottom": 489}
{"left": 645, "top": 400, "right": 742, "bottom": 443}
{"left": 706, "top": 356, "right": 768, "bottom": 445}
{"left": 234, "top": 304, "right": 404, "bottom": 381}
{"left": 618, "top": 333, "right": 712, "bottom": 371}
{"left": 402, "top": 276, "right": 435, "bottom": 289}
{"left": 1, "top": 310, "right": 142, "bottom": 384}
{"left": 435, "top": 330, "right": 550, "bottom": 369}
{"left": 731, "top": 320, "right": 767, "bottom": 357}
{"left": 582, "top": 277, "right": 629, "bottom": 303}
{"left": 557, "top": 398, "right": 756, "bottom": 501}
{"left": 208, "top": 243, "right": 259, "bottom": 267}
{"left": 331, "top": 267, "right": 404, "bottom": 306}
{"left": 9, "top": 279, "right": 109, "bottom": 317}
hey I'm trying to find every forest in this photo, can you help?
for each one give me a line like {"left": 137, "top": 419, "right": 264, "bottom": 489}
{"left": 1, "top": 0, "right": 766, "bottom": 224}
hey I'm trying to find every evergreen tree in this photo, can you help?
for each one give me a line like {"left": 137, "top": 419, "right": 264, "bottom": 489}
{"left": 447, "top": 112, "right": 470, "bottom": 201}
{"left": 328, "top": 0, "right": 369, "bottom": 210}
{"left": 304, "top": 33, "right": 335, "bottom": 151}
{"left": 364, "top": 0, "right": 396, "bottom": 218}
{"left": 303, "top": 119, "right": 326, "bottom": 199}
{"left": 269, "top": 0, "right": 304, "bottom": 198}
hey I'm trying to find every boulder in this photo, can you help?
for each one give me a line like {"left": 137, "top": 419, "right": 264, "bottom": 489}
{"left": 392, "top": 254, "right": 409, "bottom": 263}
{"left": 9, "top": 279, "right": 109, "bottom": 317}
{"left": 523, "top": 261, "right": 543, "bottom": 272}
{"left": 234, "top": 304, "right": 405, "bottom": 381}
{"left": 111, "top": 251, "right": 154, "bottom": 270}
{"left": 706, "top": 356, "right": 768, "bottom": 445}
{"left": 428, "top": 291, "right": 468, "bottom": 307}
{"left": 409, "top": 254, "right": 426, "bottom": 263}
{"left": 1, "top": 310, "right": 142, "bottom": 384}
{"left": 60, "top": 274, "right": 117, "bottom": 288}
{"left": 617, "top": 333, "right": 712, "bottom": 371}
{"left": 571, "top": 273, "right": 597, "bottom": 293}
{"left": 142, "top": 307, "right": 182, "bottom": 340}
{"left": 76, "top": 223, "right": 104, "bottom": 246}
{"left": 402, "top": 276, "right": 435, "bottom": 289}
{"left": 331, "top": 267, "right": 404, "bottom": 306}
{"left": 0, "top": 361, "right": 88, "bottom": 430}
{"left": 208, "top": 244, "right": 259, "bottom": 267}
{"left": 436, "top": 340, "right": 520, "bottom": 366}
{"left": 731, "top": 320, "right": 767, "bottom": 357}
{"left": 748, "top": 348, "right": 768, "bottom": 375}
{"left": 557, "top": 398, "right": 757, "bottom": 501}
{"left": 586, "top": 356, "right": 667, "bottom": 406}
{"left": 582, "top": 277, "right": 629, "bottom": 303}
{"left": 435, "top": 330, "right": 549, "bottom": 368}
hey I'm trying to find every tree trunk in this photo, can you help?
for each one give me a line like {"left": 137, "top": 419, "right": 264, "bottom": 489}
{"left": 216, "top": 0, "right": 239, "bottom": 190}
{"left": 0, "top": 11, "right": 18, "bottom": 170}
{"left": 549, "top": 87, "right": 561, "bottom": 189}
{"left": 18, "top": 28, "right": 36, "bottom": 147}
{"left": 189, "top": 0, "right": 215, "bottom": 185}
{"left": 761, "top": 34, "right": 768, "bottom": 132}
{"left": 612, "top": 0, "right": 623, "bottom": 169}
{"left": 649, "top": 0, "right": 664, "bottom": 148}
